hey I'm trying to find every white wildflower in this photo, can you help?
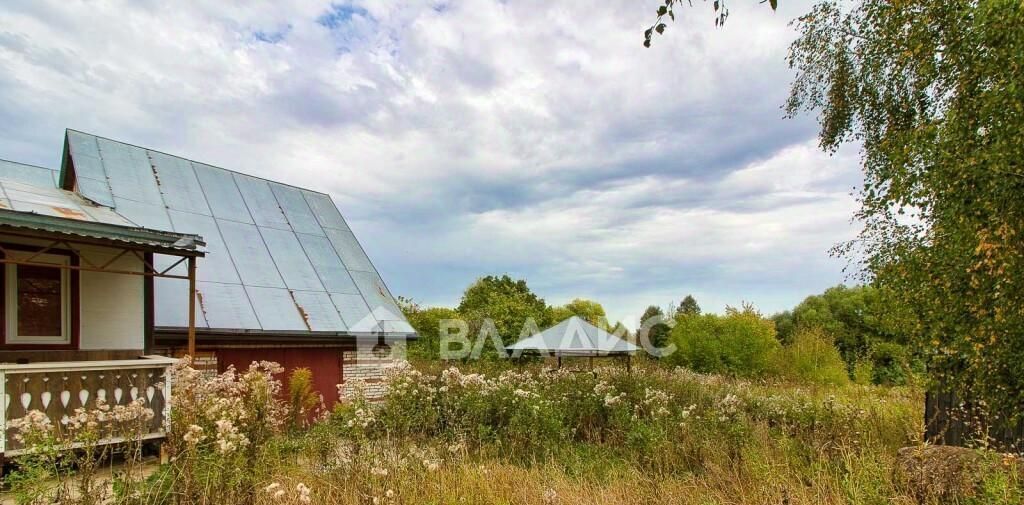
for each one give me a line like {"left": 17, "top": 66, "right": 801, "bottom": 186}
{"left": 604, "top": 392, "right": 626, "bottom": 407}
{"left": 543, "top": 488, "right": 558, "bottom": 504}
{"left": 184, "top": 424, "right": 205, "bottom": 445}
{"left": 296, "top": 483, "right": 311, "bottom": 504}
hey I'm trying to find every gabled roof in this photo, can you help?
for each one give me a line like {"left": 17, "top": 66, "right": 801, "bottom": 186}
{"left": 59, "top": 129, "right": 413, "bottom": 336}
{"left": 506, "top": 316, "right": 639, "bottom": 356}
{"left": 0, "top": 174, "right": 204, "bottom": 254}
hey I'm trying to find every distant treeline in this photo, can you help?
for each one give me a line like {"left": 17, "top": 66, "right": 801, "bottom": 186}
{"left": 402, "top": 277, "right": 916, "bottom": 386}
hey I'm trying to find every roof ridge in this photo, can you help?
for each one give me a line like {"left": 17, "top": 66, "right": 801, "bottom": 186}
{"left": 0, "top": 157, "right": 57, "bottom": 172}
{"left": 64, "top": 128, "right": 334, "bottom": 197}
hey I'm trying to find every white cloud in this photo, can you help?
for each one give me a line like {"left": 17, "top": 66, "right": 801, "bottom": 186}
{"left": 0, "top": 0, "right": 860, "bottom": 325}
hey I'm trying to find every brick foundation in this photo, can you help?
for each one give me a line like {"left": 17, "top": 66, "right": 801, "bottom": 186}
{"left": 339, "top": 342, "right": 405, "bottom": 401}
{"left": 163, "top": 349, "right": 219, "bottom": 376}
{"left": 191, "top": 352, "right": 218, "bottom": 374}
{"left": 158, "top": 342, "right": 408, "bottom": 402}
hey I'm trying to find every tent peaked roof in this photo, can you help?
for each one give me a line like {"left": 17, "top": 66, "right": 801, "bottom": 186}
{"left": 506, "top": 316, "right": 638, "bottom": 356}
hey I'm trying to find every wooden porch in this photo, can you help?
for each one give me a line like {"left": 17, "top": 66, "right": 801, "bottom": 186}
{"left": 0, "top": 355, "right": 176, "bottom": 455}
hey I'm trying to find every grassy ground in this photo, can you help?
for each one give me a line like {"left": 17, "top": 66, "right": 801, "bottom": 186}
{"left": 257, "top": 364, "right": 928, "bottom": 504}
{"left": 4, "top": 361, "right": 1021, "bottom": 504}
{"left": 256, "top": 438, "right": 922, "bottom": 505}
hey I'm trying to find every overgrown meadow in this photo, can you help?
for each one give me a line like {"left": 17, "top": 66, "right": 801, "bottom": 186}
{"left": 4, "top": 360, "right": 1021, "bottom": 505}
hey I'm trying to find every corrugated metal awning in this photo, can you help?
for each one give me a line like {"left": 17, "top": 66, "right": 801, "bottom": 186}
{"left": 0, "top": 177, "right": 205, "bottom": 254}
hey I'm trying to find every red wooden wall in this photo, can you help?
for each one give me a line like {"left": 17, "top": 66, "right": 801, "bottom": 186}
{"left": 216, "top": 347, "right": 343, "bottom": 407}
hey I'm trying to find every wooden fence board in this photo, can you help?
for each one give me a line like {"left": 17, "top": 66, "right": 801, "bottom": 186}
{"left": 925, "top": 391, "right": 1024, "bottom": 453}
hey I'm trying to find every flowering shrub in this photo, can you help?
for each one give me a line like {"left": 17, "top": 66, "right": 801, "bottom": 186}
{"left": 287, "top": 367, "right": 326, "bottom": 431}
{"left": 155, "top": 357, "right": 289, "bottom": 504}
{"left": 13, "top": 359, "right": 1010, "bottom": 504}
{"left": 6, "top": 398, "right": 155, "bottom": 505}
{"left": 329, "top": 362, "right": 922, "bottom": 475}
{"left": 256, "top": 481, "right": 314, "bottom": 504}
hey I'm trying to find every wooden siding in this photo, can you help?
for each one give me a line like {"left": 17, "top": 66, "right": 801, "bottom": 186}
{"left": 0, "top": 349, "right": 144, "bottom": 363}
{"left": 215, "top": 347, "right": 343, "bottom": 406}
{"left": 0, "top": 234, "right": 146, "bottom": 352}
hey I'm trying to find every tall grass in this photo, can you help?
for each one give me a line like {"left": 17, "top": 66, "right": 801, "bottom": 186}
{"left": 771, "top": 326, "right": 851, "bottom": 385}
{"left": 5, "top": 361, "right": 1020, "bottom": 505}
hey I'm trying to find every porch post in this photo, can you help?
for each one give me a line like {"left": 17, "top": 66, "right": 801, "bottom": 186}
{"left": 0, "top": 369, "right": 6, "bottom": 454}
{"left": 187, "top": 256, "right": 197, "bottom": 357}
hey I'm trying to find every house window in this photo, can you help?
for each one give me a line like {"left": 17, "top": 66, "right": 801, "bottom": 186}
{"left": 4, "top": 253, "right": 72, "bottom": 345}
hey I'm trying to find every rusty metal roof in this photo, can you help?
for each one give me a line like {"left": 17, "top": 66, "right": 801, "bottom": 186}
{"left": 0, "top": 175, "right": 205, "bottom": 254}
{"left": 60, "top": 129, "right": 414, "bottom": 336}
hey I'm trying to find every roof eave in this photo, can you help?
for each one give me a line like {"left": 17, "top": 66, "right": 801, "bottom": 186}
{"left": 154, "top": 326, "right": 418, "bottom": 344}
{"left": 0, "top": 214, "right": 206, "bottom": 257}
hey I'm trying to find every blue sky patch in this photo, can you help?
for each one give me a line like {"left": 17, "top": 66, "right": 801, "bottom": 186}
{"left": 317, "top": 4, "right": 370, "bottom": 30}
{"left": 253, "top": 25, "right": 291, "bottom": 44}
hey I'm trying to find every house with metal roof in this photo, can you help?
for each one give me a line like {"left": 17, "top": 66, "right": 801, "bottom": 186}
{"left": 0, "top": 159, "right": 201, "bottom": 455}
{"left": 0, "top": 131, "right": 415, "bottom": 453}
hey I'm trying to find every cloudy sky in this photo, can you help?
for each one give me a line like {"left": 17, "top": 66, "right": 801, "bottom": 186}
{"left": 0, "top": 0, "right": 862, "bottom": 326}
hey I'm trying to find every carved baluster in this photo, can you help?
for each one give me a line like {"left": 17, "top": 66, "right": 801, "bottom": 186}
{"left": 152, "top": 368, "right": 167, "bottom": 432}
{"left": 66, "top": 372, "right": 86, "bottom": 416}
{"left": 5, "top": 374, "right": 27, "bottom": 451}
{"left": 97, "top": 371, "right": 115, "bottom": 408}
{"left": 82, "top": 371, "right": 101, "bottom": 410}
{"left": 43, "top": 372, "right": 63, "bottom": 434}
{"left": 113, "top": 372, "right": 127, "bottom": 407}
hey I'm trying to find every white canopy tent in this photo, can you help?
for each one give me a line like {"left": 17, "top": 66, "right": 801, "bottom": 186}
{"left": 505, "top": 316, "right": 639, "bottom": 370}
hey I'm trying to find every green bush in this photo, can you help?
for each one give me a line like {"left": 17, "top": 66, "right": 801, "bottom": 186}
{"left": 665, "top": 305, "right": 780, "bottom": 377}
{"left": 287, "top": 367, "right": 321, "bottom": 430}
{"left": 870, "top": 341, "right": 911, "bottom": 386}
{"left": 853, "top": 358, "right": 875, "bottom": 385}
{"left": 769, "top": 285, "right": 903, "bottom": 365}
{"left": 404, "top": 306, "right": 460, "bottom": 360}
{"left": 772, "top": 327, "right": 849, "bottom": 385}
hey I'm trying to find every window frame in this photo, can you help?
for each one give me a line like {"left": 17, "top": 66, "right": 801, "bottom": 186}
{"left": 0, "top": 244, "right": 80, "bottom": 350}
